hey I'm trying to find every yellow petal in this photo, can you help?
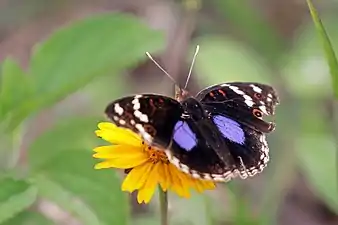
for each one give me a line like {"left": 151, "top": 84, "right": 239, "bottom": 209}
{"left": 184, "top": 175, "right": 205, "bottom": 192}
{"left": 96, "top": 122, "right": 141, "bottom": 146}
{"left": 93, "top": 145, "right": 146, "bottom": 159}
{"left": 185, "top": 175, "right": 216, "bottom": 193}
{"left": 93, "top": 123, "right": 216, "bottom": 202}
{"left": 167, "top": 164, "right": 190, "bottom": 198}
{"left": 190, "top": 178, "right": 204, "bottom": 193}
{"left": 93, "top": 145, "right": 119, "bottom": 154}
{"left": 136, "top": 163, "right": 161, "bottom": 203}
{"left": 122, "top": 162, "right": 154, "bottom": 192}
{"left": 167, "top": 165, "right": 183, "bottom": 195}
{"left": 94, "top": 161, "right": 116, "bottom": 169}
{"left": 199, "top": 179, "right": 216, "bottom": 190}
{"left": 94, "top": 152, "right": 148, "bottom": 169}
{"left": 158, "top": 163, "right": 169, "bottom": 191}
{"left": 97, "top": 122, "right": 117, "bottom": 130}
{"left": 174, "top": 169, "right": 192, "bottom": 198}
{"left": 163, "top": 163, "right": 172, "bottom": 187}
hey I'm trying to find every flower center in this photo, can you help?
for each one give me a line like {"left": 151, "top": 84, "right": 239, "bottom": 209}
{"left": 142, "top": 141, "right": 169, "bottom": 164}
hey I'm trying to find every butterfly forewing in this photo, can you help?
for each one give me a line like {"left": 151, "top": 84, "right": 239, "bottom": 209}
{"left": 196, "top": 82, "right": 279, "bottom": 133}
{"left": 105, "top": 94, "right": 182, "bottom": 148}
{"left": 196, "top": 82, "right": 279, "bottom": 115}
{"left": 203, "top": 100, "right": 275, "bottom": 133}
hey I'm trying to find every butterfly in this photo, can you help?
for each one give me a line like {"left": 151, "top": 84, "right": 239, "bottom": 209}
{"left": 105, "top": 81, "right": 279, "bottom": 182}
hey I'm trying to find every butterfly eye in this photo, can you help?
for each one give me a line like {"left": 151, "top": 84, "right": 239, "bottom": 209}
{"left": 254, "top": 93, "right": 262, "bottom": 99}
{"left": 253, "top": 109, "right": 263, "bottom": 118}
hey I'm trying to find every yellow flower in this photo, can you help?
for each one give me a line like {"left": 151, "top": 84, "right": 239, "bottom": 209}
{"left": 93, "top": 122, "right": 216, "bottom": 204}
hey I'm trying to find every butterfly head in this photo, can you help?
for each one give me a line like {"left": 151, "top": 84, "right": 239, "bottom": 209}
{"left": 175, "top": 87, "right": 190, "bottom": 102}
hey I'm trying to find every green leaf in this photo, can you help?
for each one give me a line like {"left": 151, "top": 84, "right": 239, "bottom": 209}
{"left": 306, "top": 0, "right": 338, "bottom": 98}
{"left": 0, "top": 59, "right": 30, "bottom": 119}
{"left": 9, "top": 13, "right": 164, "bottom": 130}
{"left": 298, "top": 99, "right": 329, "bottom": 134}
{"left": 283, "top": 16, "right": 338, "bottom": 99}
{"left": 303, "top": 1, "right": 338, "bottom": 214}
{"left": 28, "top": 116, "right": 102, "bottom": 172}
{"left": 211, "top": 0, "right": 284, "bottom": 62}
{"left": 32, "top": 151, "right": 129, "bottom": 225}
{"left": 82, "top": 75, "right": 126, "bottom": 116}
{"left": 0, "top": 178, "right": 37, "bottom": 224}
{"left": 2, "top": 211, "right": 55, "bottom": 225}
{"left": 194, "top": 37, "right": 271, "bottom": 85}
{"left": 281, "top": 31, "right": 333, "bottom": 98}
{"left": 296, "top": 135, "right": 338, "bottom": 212}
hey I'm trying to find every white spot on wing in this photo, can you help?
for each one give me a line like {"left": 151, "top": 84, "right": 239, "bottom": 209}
{"left": 114, "top": 103, "right": 124, "bottom": 115}
{"left": 135, "top": 123, "right": 152, "bottom": 143}
{"left": 229, "top": 85, "right": 245, "bottom": 95}
{"left": 131, "top": 96, "right": 149, "bottom": 123}
{"left": 140, "top": 114, "right": 149, "bottom": 123}
{"left": 250, "top": 84, "right": 262, "bottom": 93}
{"left": 134, "top": 110, "right": 141, "bottom": 118}
{"left": 229, "top": 86, "right": 255, "bottom": 107}
{"left": 119, "top": 119, "right": 126, "bottom": 125}
{"left": 132, "top": 97, "right": 141, "bottom": 110}
{"left": 243, "top": 94, "right": 253, "bottom": 101}
{"left": 244, "top": 100, "right": 254, "bottom": 107}
{"left": 259, "top": 105, "right": 268, "bottom": 115}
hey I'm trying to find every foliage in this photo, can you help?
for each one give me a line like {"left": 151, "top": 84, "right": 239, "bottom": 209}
{"left": 0, "top": 13, "right": 164, "bottom": 224}
{"left": 0, "top": 1, "right": 338, "bottom": 225}
{"left": 303, "top": 0, "right": 338, "bottom": 212}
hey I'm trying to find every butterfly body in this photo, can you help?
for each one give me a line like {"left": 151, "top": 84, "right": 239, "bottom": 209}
{"left": 105, "top": 82, "right": 279, "bottom": 182}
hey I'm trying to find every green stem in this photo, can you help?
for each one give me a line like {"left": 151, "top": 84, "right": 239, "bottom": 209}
{"left": 203, "top": 195, "right": 214, "bottom": 225}
{"left": 8, "top": 126, "right": 24, "bottom": 169}
{"left": 159, "top": 188, "right": 169, "bottom": 225}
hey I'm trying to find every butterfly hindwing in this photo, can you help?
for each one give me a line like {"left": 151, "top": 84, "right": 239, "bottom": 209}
{"left": 167, "top": 108, "right": 270, "bottom": 181}
{"left": 165, "top": 118, "right": 237, "bottom": 181}
{"left": 210, "top": 114, "right": 269, "bottom": 178}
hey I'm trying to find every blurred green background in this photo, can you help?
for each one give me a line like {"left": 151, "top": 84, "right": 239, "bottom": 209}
{"left": 0, "top": 0, "right": 337, "bottom": 224}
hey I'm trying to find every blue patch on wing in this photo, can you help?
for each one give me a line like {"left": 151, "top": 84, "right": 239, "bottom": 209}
{"left": 213, "top": 115, "right": 245, "bottom": 144}
{"left": 173, "top": 121, "right": 197, "bottom": 151}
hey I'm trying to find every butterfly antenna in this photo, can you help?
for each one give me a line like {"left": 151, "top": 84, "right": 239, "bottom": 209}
{"left": 184, "top": 45, "right": 200, "bottom": 89}
{"left": 145, "top": 52, "right": 180, "bottom": 88}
